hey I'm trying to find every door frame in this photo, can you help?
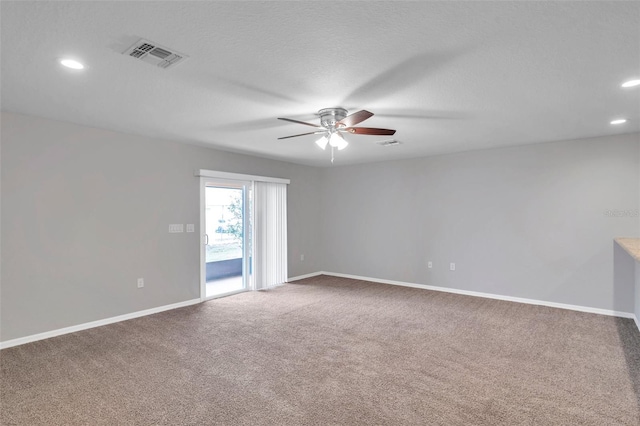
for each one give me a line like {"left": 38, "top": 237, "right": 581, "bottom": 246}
{"left": 200, "top": 177, "right": 251, "bottom": 301}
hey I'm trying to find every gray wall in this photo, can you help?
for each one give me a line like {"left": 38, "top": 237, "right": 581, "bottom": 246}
{"left": 636, "top": 262, "right": 640, "bottom": 321}
{"left": 637, "top": 143, "right": 640, "bottom": 321}
{"left": 614, "top": 242, "right": 638, "bottom": 315}
{"left": 2, "top": 110, "right": 639, "bottom": 342}
{"left": 0, "top": 112, "right": 322, "bottom": 341}
{"left": 321, "top": 133, "right": 640, "bottom": 312}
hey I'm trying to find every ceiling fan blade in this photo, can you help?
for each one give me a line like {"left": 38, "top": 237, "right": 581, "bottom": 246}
{"left": 277, "top": 117, "right": 322, "bottom": 128}
{"left": 337, "top": 110, "right": 373, "bottom": 127}
{"left": 278, "top": 131, "right": 326, "bottom": 140}
{"left": 343, "top": 127, "right": 396, "bottom": 136}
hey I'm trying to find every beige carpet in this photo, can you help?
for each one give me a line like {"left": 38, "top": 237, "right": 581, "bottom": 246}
{"left": 1, "top": 275, "right": 639, "bottom": 425}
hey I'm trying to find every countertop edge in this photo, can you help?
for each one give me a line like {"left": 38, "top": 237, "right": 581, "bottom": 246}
{"left": 615, "top": 237, "right": 640, "bottom": 262}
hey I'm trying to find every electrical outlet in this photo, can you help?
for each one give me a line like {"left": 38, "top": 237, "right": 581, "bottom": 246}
{"left": 450, "top": 263, "right": 456, "bottom": 271}
{"left": 300, "top": 254, "right": 305, "bottom": 261}
{"left": 137, "top": 278, "right": 144, "bottom": 288}
{"left": 186, "top": 224, "right": 195, "bottom": 233}
{"left": 427, "top": 261, "right": 432, "bottom": 269}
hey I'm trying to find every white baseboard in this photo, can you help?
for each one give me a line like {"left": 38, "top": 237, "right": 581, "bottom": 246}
{"left": 287, "top": 271, "right": 324, "bottom": 282}
{"left": 318, "top": 271, "right": 637, "bottom": 321}
{"left": 4, "top": 273, "right": 638, "bottom": 350}
{"left": 0, "top": 298, "right": 201, "bottom": 350}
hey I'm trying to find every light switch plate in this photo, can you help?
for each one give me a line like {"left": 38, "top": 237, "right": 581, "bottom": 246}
{"left": 169, "top": 224, "right": 184, "bottom": 233}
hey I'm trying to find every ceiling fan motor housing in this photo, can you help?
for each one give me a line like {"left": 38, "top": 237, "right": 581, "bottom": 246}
{"left": 318, "top": 107, "right": 348, "bottom": 130}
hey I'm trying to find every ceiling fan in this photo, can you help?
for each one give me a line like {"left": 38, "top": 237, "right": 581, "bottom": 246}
{"left": 278, "top": 107, "right": 396, "bottom": 153}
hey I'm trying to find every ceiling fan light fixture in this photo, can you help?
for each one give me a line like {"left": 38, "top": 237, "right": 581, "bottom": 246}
{"left": 330, "top": 133, "right": 348, "bottom": 150}
{"left": 315, "top": 135, "right": 329, "bottom": 150}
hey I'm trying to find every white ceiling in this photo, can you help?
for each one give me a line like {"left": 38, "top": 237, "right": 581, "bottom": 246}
{"left": 1, "top": 1, "right": 639, "bottom": 167}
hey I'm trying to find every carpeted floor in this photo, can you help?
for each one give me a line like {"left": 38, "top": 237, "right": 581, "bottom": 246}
{"left": 1, "top": 275, "right": 639, "bottom": 425}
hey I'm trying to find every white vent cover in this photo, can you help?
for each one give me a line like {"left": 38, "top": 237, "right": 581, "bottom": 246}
{"left": 123, "top": 39, "right": 188, "bottom": 69}
{"left": 377, "top": 139, "right": 402, "bottom": 147}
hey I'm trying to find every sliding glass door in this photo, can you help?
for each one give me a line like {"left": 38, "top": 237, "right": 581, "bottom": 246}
{"left": 198, "top": 170, "right": 289, "bottom": 300}
{"left": 201, "top": 179, "right": 251, "bottom": 299}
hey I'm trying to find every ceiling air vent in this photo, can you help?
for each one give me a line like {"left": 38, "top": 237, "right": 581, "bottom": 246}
{"left": 377, "top": 139, "right": 402, "bottom": 147}
{"left": 123, "top": 39, "right": 188, "bottom": 69}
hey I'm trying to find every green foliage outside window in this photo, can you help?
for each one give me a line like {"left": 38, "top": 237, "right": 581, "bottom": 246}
{"left": 224, "top": 193, "right": 243, "bottom": 246}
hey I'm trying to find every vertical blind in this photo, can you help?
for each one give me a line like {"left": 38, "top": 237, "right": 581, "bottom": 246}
{"left": 251, "top": 181, "right": 288, "bottom": 290}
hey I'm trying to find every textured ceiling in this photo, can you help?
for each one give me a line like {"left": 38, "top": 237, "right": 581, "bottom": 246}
{"left": 1, "top": 1, "right": 639, "bottom": 167}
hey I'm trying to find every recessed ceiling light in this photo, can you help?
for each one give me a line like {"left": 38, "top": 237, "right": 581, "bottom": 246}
{"left": 60, "top": 59, "right": 84, "bottom": 70}
{"left": 621, "top": 79, "right": 640, "bottom": 88}
{"left": 610, "top": 119, "right": 627, "bottom": 125}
